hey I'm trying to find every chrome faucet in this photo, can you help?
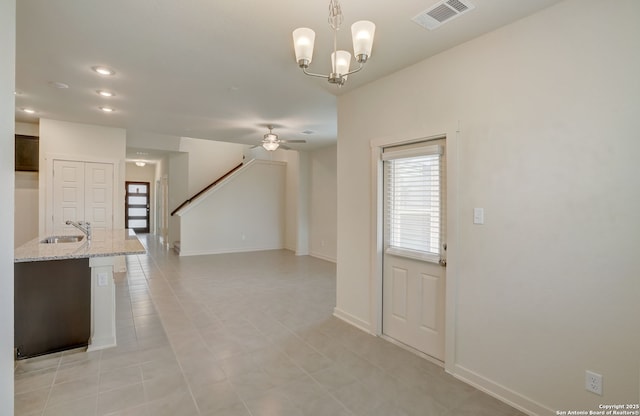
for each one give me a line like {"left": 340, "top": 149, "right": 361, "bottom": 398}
{"left": 65, "top": 220, "right": 91, "bottom": 240}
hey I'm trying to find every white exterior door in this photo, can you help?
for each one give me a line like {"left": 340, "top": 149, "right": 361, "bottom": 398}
{"left": 52, "top": 160, "right": 114, "bottom": 234}
{"left": 382, "top": 139, "right": 446, "bottom": 361}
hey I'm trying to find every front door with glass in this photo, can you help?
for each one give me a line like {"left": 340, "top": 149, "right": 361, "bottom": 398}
{"left": 125, "top": 181, "right": 150, "bottom": 233}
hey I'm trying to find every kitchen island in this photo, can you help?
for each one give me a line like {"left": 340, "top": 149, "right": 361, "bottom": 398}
{"left": 15, "top": 229, "right": 145, "bottom": 358}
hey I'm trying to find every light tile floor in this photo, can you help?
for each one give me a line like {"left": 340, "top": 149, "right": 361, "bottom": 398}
{"left": 14, "top": 234, "right": 525, "bottom": 416}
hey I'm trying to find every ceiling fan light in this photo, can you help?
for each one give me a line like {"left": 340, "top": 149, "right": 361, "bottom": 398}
{"left": 262, "top": 141, "right": 279, "bottom": 151}
{"left": 264, "top": 133, "right": 278, "bottom": 141}
{"left": 293, "top": 28, "right": 315, "bottom": 67}
{"left": 351, "top": 20, "right": 375, "bottom": 61}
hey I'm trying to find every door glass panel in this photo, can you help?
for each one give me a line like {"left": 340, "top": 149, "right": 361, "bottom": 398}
{"left": 128, "top": 196, "right": 147, "bottom": 205}
{"left": 128, "top": 219, "right": 147, "bottom": 228}
{"left": 128, "top": 207, "right": 147, "bottom": 217}
{"left": 385, "top": 154, "right": 441, "bottom": 255}
{"left": 127, "top": 184, "right": 148, "bottom": 194}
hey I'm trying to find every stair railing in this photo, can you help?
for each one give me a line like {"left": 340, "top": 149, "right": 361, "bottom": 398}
{"left": 170, "top": 161, "right": 244, "bottom": 216}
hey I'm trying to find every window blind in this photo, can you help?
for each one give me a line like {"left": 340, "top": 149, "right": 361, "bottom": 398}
{"left": 383, "top": 142, "right": 445, "bottom": 262}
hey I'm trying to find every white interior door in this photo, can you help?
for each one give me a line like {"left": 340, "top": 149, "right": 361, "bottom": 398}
{"left": 53, "top": 160, "right": 85, "bottom": 234}
{"left": 85, "top": 162, "right": 114, "bottom": 233}
{"left": 382, "top": 139, "right": 446, "bottom": 361}
{"left": 52, "top": 160, "right": 114, "bottom": 234}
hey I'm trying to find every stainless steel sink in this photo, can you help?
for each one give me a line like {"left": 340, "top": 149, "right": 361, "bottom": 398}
{"left": 40, "top": 235, "right": 85, "bottom": 244}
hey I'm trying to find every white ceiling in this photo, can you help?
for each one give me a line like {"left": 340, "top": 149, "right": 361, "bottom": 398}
{"left": 15, "top": 0, "right": 562, "bottom": 152}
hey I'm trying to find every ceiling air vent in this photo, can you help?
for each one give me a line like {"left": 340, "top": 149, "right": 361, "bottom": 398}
{"left": 412, "top": 0, "right": 475, "bottom": 30}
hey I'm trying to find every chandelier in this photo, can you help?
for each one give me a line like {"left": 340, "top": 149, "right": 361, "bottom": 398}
{"left": 292, "top": 0, "right": 375, "bottom": 87}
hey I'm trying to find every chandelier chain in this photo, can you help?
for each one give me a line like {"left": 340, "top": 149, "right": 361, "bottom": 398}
{"left": 328, "top": 0, "right": 343, "bottom": 30}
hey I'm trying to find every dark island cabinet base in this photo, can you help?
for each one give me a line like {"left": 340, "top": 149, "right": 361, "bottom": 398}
{"left": 14, "top": 258, "right": 91, "bottom": 359}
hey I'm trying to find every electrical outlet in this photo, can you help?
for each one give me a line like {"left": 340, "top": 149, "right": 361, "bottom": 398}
{"left": 586, "top": 370, "right": 603, "bottom": 395}
{"left": 473, "top": 207, "right": 484, "bottom": 224}
{"left": 98, "top": 272, "right": 109, "bottom": 287}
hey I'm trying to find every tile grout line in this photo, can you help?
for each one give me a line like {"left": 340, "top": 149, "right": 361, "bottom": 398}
{"left": 133, "top": 250, "right": 209, "bottom": 416}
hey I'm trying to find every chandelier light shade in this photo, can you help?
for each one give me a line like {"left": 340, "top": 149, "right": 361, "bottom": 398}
{"left": 351, "top": 20, "right": 376, "bottom": 59}
{"left": 331, "top": 50, "right": 351, "bottom": 80}
{"left": 293, "top": 28, "right": 316, "bottom": 66}
{"left": 292, "top": 0, "right": 375, "bottom": 87}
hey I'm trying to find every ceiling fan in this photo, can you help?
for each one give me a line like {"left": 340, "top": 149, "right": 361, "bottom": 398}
{"left": 256, "top": 126, "right": 306, "bottom": 151}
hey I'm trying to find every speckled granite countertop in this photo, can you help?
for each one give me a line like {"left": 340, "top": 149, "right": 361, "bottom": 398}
{"left": 15, "top": 229, "right": 146, "bottom": 263}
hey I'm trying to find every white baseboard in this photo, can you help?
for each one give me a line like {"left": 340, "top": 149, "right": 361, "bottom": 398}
{"left": 178, "top": 245, "right": 284, "bottom": 257}
{"left": 87, "top": 337, "right": 116, "bottom": 352}
{"left": 450, "top": 364, "right": 554, "bottom": 416}
{"left": 309, "top": 251, "right": 337, "bottom": 263}
{"left": 333, "top": 307, "right": 374, "bottom": 334}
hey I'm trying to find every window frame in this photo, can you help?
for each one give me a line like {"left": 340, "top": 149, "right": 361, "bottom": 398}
{"left": 382, "top": 142, "right": 444, "bottom": 264}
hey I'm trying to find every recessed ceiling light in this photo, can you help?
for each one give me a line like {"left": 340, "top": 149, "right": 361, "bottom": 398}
{"left": 135, "top": 161, "right": 146, "bottom": 167}
{"left": 97, "top": 90, "right": 115, "bottom": 97}
{"left": 49, "top": 81, "right": 69, "bottom": 89}
{"left": 92, "top": 66, "right": 115, "bottom": 76}
{"left": 22, "top": 108, "right": 36, "bottom": 114}
{"left": 99, "top": 106, "right": 115, "bottom": 113}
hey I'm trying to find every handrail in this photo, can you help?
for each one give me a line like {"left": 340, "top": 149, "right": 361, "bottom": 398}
{"left": 170, "top": 161, "right": 244, "bottom": 216}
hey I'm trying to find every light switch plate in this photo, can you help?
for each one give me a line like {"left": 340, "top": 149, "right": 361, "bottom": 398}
{"left": 473, "top": 208, "right": 484, "bottom": 225}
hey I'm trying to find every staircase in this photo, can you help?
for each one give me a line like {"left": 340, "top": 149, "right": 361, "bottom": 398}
{"left": 171, "top": 159, "right": 287, "bottom": 256}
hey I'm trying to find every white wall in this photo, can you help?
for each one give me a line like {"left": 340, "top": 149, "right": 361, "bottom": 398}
{"left": 155, "top": 155, "right": 170, "bottom": 242}
{"left": 309, "top": 145, "right": 337, "bottom": 262}
{"left": 245, "top": 147, "right": 310, "bottom": 255}
{"left": 1, "top": 1, "right": 15, "bottom": 413}
{"left": 15, "top": 171, "right": 39, "bottom": 246}
{"left": 168, "top": 152, "right": 188, "bottom": 246}
{"left": 179, "top": 137, "right": 246, "bottom": 195}
{"left": 14, "top": 122, "right": 39, "bottom": 246}
{"left": 295, "top": 151, "right": 310, "bottom": 255}
{"left": 337, "top": 0, "right": 640, "bottom": 413}
{"left": 166, "top": 137, "right": 247, "bottom": 247}
{"left": 39, "top": 119, "right": 126, "bottom": 160}
{"left": 127, "top": 129, "right": 180, "bottom": 152}
{"left": 38, "top": 119, "right": 127, "bottom": 234}
{"left": 284, "top": 151, "right": 299, "bottom": 252}
{"left": 179, "top": 160, "right": 286, "bottom": 256}
{"left": 16, "top": 121, "right": 38, "bottom": 136}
